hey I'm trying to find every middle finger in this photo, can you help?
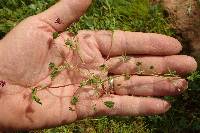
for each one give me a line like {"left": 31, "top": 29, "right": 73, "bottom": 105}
{"left": 106, "top": 55, "right": 197, "bottom": 75}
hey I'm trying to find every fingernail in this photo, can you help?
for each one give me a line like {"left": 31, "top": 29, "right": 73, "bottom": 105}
{"left": 172, "top": 79, "right": 188, "bottom": 92}
{"left": 164, "top": 102, "right": 171, "bottom": 111}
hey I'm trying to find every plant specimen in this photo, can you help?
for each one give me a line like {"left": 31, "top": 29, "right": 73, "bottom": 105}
{"left": 31, "top": 87, "right": 42, "bottom": 105}
{"left": 104, "top": 101, "right": 115, "bottom": 108}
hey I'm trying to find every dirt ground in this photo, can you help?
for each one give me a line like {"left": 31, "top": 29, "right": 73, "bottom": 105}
{"left": 161, "top": 0, "right": 200, "bottom": 62}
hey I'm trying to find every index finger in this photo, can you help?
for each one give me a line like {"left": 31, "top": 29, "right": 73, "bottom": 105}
{"left": 93, "top": 30, "right": 182, "bottom": 56}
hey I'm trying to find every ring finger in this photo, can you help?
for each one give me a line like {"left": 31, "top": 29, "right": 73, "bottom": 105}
{"left": 112, "top": 75, "right": 188, "bottom": 96}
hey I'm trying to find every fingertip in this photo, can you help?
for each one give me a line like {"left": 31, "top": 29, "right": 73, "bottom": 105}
{"left": 170, "top": 37, "right": 183, "bottom": 54}
{"left": 165, "top": 55, "right": 198, "bottom": 74}
{"left": 154, "top": 100, "right": 171, "bottom": 114}
{"left": 37, "top": 0, "right": 92, "bottom": 32}
{"left": 174, "top": 79, "right": 188, "bottom": 92}
{"left": 138, "top": 98, "right": 172, "bottom": 115}
{"left": 187, "top": 56, "right": 198, "bottom": 72}
{"left": 180, "top": 55, "right": 198, "bottom": 73}
{"left": 163, "top": 101, "right": 171, "bottom": 112}
{"left": 156, "top": 34, "right": 182, "bottom": 55}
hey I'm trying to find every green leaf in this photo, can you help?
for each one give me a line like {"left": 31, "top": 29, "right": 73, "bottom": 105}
{"left": 31, "top": 87, "right": 42, "bottom": 105}
{"left": 53, "top": 32, "right": 59, "bottom": 39}
{"left": 187, "top": 71, "right": 200, "bottom": 81}
{"left": 124, "top": 73, "right": 131, "bottom": 80}
{"left": 50, "top": 63, "right": 70, "bottom": 79}
{"left": 121, "top": 55, "right": 130, "bottom": 62}
{"left": 99, "top": 64, "right": 108, "bottom": 71}
{"left": 71, "top": 96, "right": 79, "bottom": 105}
{"left": 79, "top": 81, "right": 86, "bottom": 88}
{"left": 65, "top": 39, "right": 74, "bottom": 49}
{"left": 49, "top": 62, "right": 55, "bottom": 69}
{"left": 104, "top": 101, "right": 115, "bottom": 108}
{"left": 50, "top": 67, "right": 60, "bottom": 79}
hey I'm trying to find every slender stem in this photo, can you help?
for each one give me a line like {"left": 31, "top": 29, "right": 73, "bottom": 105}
{"left": 49, "top": 83, "right": 79, "bottom": 88}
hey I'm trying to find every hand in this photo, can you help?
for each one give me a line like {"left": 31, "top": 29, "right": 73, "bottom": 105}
{"left": 0, "top": 0, "right": 197, "bottom": 131}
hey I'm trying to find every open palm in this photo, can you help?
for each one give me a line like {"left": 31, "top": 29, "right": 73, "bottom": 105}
{"left": 0, "top": 0, "right": 197, "bottom": 131}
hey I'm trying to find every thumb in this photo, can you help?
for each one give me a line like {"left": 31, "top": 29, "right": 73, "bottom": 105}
{"left": 37, "top": 0, "right": 92, "bottom": 32}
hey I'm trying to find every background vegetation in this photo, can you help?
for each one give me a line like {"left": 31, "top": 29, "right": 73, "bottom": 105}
{"left": 0, "top": 0, "right": 200, "bottom": 132}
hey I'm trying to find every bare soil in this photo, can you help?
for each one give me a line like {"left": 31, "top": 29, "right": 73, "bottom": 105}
{"left": 162, "top": 0, "right": 200, "bottom": 62}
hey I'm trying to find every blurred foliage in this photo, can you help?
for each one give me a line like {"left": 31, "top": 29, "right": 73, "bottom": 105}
{"left": 0, "top": 0, "right": 56, "bottom": 38}
{"left": 68, "top": 0, "right": 175, "bottom": 35}
{"left": 1, "top": 0, "right": 200, "bottom": 133}
{"left": 40, "top": 117, "right": 151, "bottom": 133}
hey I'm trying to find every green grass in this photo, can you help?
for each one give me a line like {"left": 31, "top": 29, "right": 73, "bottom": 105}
{"left": 41, "top": 117, "right": 151, "bottom": 133}
{"left": 0, "top": 0, "right": 56, "bottom": 38}
{"left": 0, "top": 0, "right": 174, "bottom": 38}
{"left": 1, "top": 0, "right": 200, "bottom": 133}
{"left": 68, "top": 0, "right": 174, "bottom": 35}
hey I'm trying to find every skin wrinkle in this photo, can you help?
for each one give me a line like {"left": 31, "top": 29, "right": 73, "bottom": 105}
{"left": 94, "top": 31, "right": 112, "bottom": 56}
{"left": 75, "top": 99, "right": 91, "bottom": 119}
{"left": 45, "top": 86, "right": 73, "bottom": 98}
{"left": 37, "top": 19, "right": 56, "bottom": 33}
{"left": 159, "top": 56, "right": 167, "bottom": 74}
{"left": 138, "top": 98, "right": 167, "bottom": 115}
{"left": 82, "top": 33, "right": 100, "bottom": 56}
{"left": 79, "top": 38, "right": 95, "bottom": 63}
{"left": 25, "top": 99, "right": 35, "bottom": 123}
{"left": 107, "top": 57, "right": 129, "bottom": 73}
{"left": 37, "top": 17, "right": 59, "bottom": 32}
{"left": 115, "top": 97, "right": 124, "bottom": 115}
{"left": 58, "top": 88, "right": 65, "bottom": 126}
{"left": 50, "top": 43, "right": 66, "bottom": 60}
{"left": 114, "top": 31, "right": 126, "bottom": 56}
{"left": 124, "top": 32, "right": 129, "bottom": 56}
{"left": 76, "top": 33, "right": 105, "bottom": 72}
{"left": 36, "top": 40, "right": 52, "bottom": 85}
{"left": 152, "top": 78, "right": 170, "bottom": 95}
{"left": 85, "top": 35, "right": 101, "bottom": 59}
